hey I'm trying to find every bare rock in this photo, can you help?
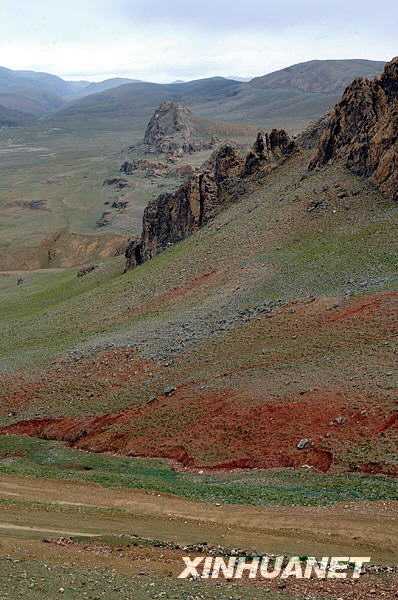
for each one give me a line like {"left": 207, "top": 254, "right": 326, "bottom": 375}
{"left": 244, "top": 129, "right": 295, "bottom": 176}
{"left": 143, "top": 102, "right": 216, "bottom": 154}
{"left": 297, "top": 438, "right": 312, "bottom": 450}
{"left": 112, "top": 200, "right": 129, "bottom": 209}
{"left": 163, "top": 385, "right": 176, "bottom": 396}
{"left": 309, "top": 57, "right": 398, "bottom": 200}
{"left": 103, "top": 177, "right": 129, "bottom": 189}
{"left": 125, "top": 131, "right": 294, "bottom": 270}
{"left": 77, "top": 265, "right": 97, "bottom": 278}
{"left": 96, "top": 211, "right": 113, "bottom": 228}
{"left": 120, "top": 161, "right": 135, "bottom": 175}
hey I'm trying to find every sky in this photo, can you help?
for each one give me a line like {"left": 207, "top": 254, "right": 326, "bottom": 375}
{"left": 0, "top": 0, "right": 397, "bottom": 83}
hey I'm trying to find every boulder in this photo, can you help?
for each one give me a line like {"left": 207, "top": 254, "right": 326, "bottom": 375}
{"left": 103, "top": 177, "right": 129, "bottom": 189}
{"left": 297, "top": 438, "right": 312, "bottom": 450}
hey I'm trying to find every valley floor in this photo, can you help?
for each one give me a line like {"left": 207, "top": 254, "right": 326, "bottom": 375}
{"left": 0, "top": 474, "right": 397, "bottom": 599}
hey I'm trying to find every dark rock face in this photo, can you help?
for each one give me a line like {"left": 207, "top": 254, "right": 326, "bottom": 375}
{"left": 244, "top": 129, "right": 295, "bottom": 175}
{"left": 125, "top": 131, "right": 294, "bottom": 270}
{"left": 143, "top": 101, "right": 215, "bottom": 154}
{"left": 140, "top": 177, "right": 202, "bottom": 262}
{"left": 125, "top": 238, "right": 144, "bottom": 268}
{"left": 296, "top": 114, "right": 332, "bottom": 150}
{"left": 125, "top": 144, "right": 245, "bottom": 268}
{"left": 120, "top": 161, "right": 135, "bottom": 175}
{"left": 309, "top": 57, "right": 398, "bottom": 200}
{"left": 102, "top": 177, "right": 129, "bottom": 189}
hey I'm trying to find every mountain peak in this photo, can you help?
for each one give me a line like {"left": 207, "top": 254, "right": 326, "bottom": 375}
{"left": 143, "top": 102, "right": 216, "bottom": 154}
{"left": 250, "top": 59, "right": 386, "bottom": 94}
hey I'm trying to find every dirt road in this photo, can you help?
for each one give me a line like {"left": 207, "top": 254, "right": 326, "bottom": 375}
{"left": 0, "top": 474, "right": 397, "bottom": 563}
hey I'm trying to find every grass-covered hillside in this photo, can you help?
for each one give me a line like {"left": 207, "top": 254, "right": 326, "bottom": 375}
{"left": 1, "top": 146, "right": 397, "bottom": 478}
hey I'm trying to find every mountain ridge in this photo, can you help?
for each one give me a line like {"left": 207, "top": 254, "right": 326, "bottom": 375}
{"left": 0, "top": 59, "right": 386, "bottom": 128}
{"left": 250, "top": 59, "right": 386, "bottom": 93}
{"left": 0, "top": 65, "right": 144, "bottom": 119}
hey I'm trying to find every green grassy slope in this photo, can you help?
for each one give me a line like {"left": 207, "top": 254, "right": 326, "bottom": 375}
{"left": 0, "top": 138, "right": 397, "bottom": 505}
{"left": 0, "top": 435, "right": 396, "bottom": 506}
{"left": 1, "top": 150, "right": 397, "bottom": 371}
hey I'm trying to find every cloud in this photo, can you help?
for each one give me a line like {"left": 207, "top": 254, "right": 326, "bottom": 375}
{"left": 0, "top": 0, "right": 396, "bottom": 82}
{"left": 118, "top": 0, "right": 396, "bottom": 32}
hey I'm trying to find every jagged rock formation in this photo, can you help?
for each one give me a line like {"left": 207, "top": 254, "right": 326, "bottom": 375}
{"left": 295, "top": 114, "right": 332, "bottom": 150}
{"left": 143, "top": 101, "right": 216, "bottom": 154}
{"left": 244, "top": 130, "right": 295, "bottom": 175}
{"left": 309, "top": 57, "right": 398, "bottom": 200}
{"left": 125, "top": 130, "right": 295, "bottom": 270}
{"left": 125, "top": 144, "right": 245, "bottom": 268}
{"left": 121, "top": 158, "right": 170, "bottom": 177}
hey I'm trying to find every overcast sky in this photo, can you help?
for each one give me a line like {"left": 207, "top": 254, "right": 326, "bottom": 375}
{"left": 0, "top": 0, "right": 397, "bottom": 82}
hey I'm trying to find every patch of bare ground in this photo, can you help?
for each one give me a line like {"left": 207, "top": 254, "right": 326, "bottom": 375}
{"left": 1, "top": 291, "right": 397, "bottom": 474}
{"left": 0, "top": 474, "right": 397, "bottom": 564}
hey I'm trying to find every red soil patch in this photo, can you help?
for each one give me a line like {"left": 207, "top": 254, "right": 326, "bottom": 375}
{"left": 125, "top": 270, "right": 220, "bottom": 319}
{"left": 156, "top": 270, "right": 219, "bottom": 302}
{"left": 1, "top": 387, "right": 395, "bottom": 473}
{"left": 0, "top": 348, "right": 155, "bottom": 415}
{"left": 325, "top": 291, "right": 398, "bottom": 323}
{"left": 358, "top": 462, "right": 398, "bottom": 477}
{"left": 1, "top": 291, "right": 396, "bottom": 474}
{"left": 378, "top": 413, "right": 398, "bottom": 433}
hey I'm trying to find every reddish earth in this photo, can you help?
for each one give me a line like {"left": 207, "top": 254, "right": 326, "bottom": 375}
{"left": 359, "top": 463, "right": 398, "bottom": 476}
{"left": 325, "top": 291, "right": 398, "bottom": 323}
{"left": 0, "top": 348, "right": 155, "bottom": 415}
{"left": 1, "top": 387, "right": 396, "bottom": 473}
{"left": 125, "top": 269, "right": 221, "bottom": 319}
{"left": 0, "top": 291, "right": 396, "bottom": 474}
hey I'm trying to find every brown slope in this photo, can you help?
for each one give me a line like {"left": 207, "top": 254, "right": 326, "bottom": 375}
{"left": 1, "top": 292, "right": 397, "bottom": 474}
{"left": 251, "top": 59, "right": 385, "bottom": 94}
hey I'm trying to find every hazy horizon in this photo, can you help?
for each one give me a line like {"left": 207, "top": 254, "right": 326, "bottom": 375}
{"left": 0, "top": 0, "right": 397, "bottom": 84}
{"left": 0, "top": 57, "right": 388, "bottom": 85}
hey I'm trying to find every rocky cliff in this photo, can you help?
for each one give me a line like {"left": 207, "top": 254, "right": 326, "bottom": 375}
{"left": 309, "top": 57, "right": 398, "bottom": 200}
{"left": 125, "top": 130, "right": 295, "bottom": 269}
{"left": 244, "top": 129, "right": 295, "bottom": 175}
{"left": 143, "top": 101, "right": 216, "bottom": 154}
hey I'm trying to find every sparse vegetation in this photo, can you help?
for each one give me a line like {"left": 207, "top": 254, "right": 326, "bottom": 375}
{"left": 0, "top": 436, "right": 397, "bottom": 506}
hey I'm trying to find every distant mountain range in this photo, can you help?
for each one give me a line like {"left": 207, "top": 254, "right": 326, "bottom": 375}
{"left": 250, "top": 59, "right": 385, "bottom": 93}
{"left": 0, "top": 66, "right": 141, "bottom": 120}
{"left": 0, "top": 59, "right": 386, "bottom": 129}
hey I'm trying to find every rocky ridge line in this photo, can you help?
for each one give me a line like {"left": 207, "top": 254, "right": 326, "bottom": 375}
{"left": 309, "top": 57, "right": 398, "bottom": 200}
{"left": 125, "top": 130, "right": 295, "bottom": 269}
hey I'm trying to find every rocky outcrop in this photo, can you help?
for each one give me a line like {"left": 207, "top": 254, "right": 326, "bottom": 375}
{"left": 125, "top": 144, "right": 245, "bottom": 268}
{"left": 125, "top": 130, "right": 295, "bottom": 270}
{"left": 309, "top": 57, "right": 398, "bottom": 200}
{"left": 143, "top": 101, "right": 216, "bottom": 154}
{"left": 244, "top": 129, "right": 295, "bottom": 175}
{"left": 102, "top": 177, "right": 129, "bottom": 189}
{"left": 296, "top": 114, "right": 332, "bottom": 150}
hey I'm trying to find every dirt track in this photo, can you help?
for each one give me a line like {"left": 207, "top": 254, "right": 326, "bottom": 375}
{"left": 0, "top": 475, "right": 397, "bottom": 564}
